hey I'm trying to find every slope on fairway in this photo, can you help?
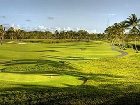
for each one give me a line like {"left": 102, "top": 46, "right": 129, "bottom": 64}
{"left": 1, "top": 41, "right": 139, "bottom": 105}
{"left": 0, "top": 41, "right": 120, "bottom": 88}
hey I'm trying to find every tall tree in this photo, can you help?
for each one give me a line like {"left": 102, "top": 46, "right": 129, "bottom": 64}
{"left": 0, "top": 25, "right": 5, "bottom": 45}
{"left": 124, "top": 14, "right": 140, "bottom": 52}
{"left": 104, "top": 22, "right": 125, "bottom": 48}
{"left": 7, "top": 27, "right": 15, "bottom": 40}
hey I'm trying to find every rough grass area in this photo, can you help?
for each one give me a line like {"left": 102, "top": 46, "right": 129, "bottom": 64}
{"left": 0, "top": 41, "right": 140, "bottom": 105}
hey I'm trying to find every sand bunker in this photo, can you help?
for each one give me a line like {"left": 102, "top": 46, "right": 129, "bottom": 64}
{"left": 18, "top": 43, "right": 27, "bottom": 44}
{"left": 7, "top": 41, "right": 27, "bottom": 44}
{"left": 7, "top": 41, "right": 15, "bottom": 43}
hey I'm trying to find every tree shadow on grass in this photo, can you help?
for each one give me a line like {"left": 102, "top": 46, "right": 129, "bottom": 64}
{"left": 0, "top": 59, "right": 125, "bottom": 84}
{"left": 0, "top": 83, "right": 140, "bottom": 105}
{"left": 0, "top": 59, "right": 139, "bottom": 104}
{"left": 35, "top": 50, "right": 59, "bottom": 52}
{"left": 43, "top": 55, "right": 92, "bottom": 61}
{"left": 0, "top": 59, "right": 73, "bottom": 68}
{"left": 61, "top": 56, "right": 92, "bottom": 61}
{"left": 48, "top": 46, "right": 68, "bottom": 48}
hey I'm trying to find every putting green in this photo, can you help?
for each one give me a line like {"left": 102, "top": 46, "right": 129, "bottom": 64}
{"left": 0, "top": 73, "right": 82, "bottom": 87}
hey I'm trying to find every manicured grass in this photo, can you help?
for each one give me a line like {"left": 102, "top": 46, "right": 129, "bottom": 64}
{"left": 0, "top": 40, "right": 140, "bottom": 105}
{"left": 0, "top": 41, "right": 119, "bottom": 87}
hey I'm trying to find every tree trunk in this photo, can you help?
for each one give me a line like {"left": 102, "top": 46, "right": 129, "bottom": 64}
{"left": 135, "top": 37, "right": 138, "bottom": 53}
{"left": 0, "top": 37, "right": 2, "bottom": 45}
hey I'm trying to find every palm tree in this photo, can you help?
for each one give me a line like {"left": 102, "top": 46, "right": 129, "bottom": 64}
{"left": 124, "top": 14, "right": 140, "bottom": 52}
{"left": 0, "top": 25, "right": 5, "bottom": 45}
{"left": 14, "top": 28, "right": 21, "bottom": 40}
{"left": 118, "top": 21, "right": 128, "bottom": 49}
{"left": 125, "top": 14, "right": 140, "bottom": 29}
{"left": 104, "top": 23, "right": 125, "bottom": 48}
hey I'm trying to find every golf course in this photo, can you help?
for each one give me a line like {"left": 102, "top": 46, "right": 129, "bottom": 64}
{"left": 0, "top": 1, "right": 140, "bottom": 104}
{"left": 0, "top": 40, "right": 140, "bottom": 105}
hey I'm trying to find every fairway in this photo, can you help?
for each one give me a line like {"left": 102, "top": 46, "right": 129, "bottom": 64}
{"left": 0, "top": 41, "right": 119, "bottom": 87}
{"left": 0, "top": 41, "right": 140, "bottom": 105}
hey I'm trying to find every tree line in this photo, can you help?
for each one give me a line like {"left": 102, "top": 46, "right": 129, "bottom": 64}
{"left": 0, "top": 25, "right": 104, "bottom": 43}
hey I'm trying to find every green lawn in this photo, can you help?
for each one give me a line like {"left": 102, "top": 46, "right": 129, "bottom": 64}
{"left": 0, "top": 41, "right": 140, "bottom": 105}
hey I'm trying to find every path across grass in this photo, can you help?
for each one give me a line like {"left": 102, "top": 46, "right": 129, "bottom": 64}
{"left": 111, "top": 46, "right": 128, "bottom": 58}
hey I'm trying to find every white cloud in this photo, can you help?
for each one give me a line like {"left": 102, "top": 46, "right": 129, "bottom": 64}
{"left": 63, "top": 27, "right": 72, "bottom": 31}
{"left": 10, "top": 24, "right": 21, "bottom": 30}
{"left": 108, "top": 13, "right": 117, "bottom": 16}
{"left": 87, "top": 29, "right": 97, "bottom": 34}
{"left": 8, "top": 25, "right": 97, "bottom": 34}
{"left": 32, "top": 25, "right": 46, "bottom": 32}
{"left": 38, "top": 25, "right": 46, "bottom": 30}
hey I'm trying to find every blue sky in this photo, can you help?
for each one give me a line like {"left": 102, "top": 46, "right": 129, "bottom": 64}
{"left": 0, "top": 0, "right": 140, "bottom": 33}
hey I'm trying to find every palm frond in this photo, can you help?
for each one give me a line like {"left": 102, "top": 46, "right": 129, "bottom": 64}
{"left": 137, "top": 18, "right": 140, "bottom": 23}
